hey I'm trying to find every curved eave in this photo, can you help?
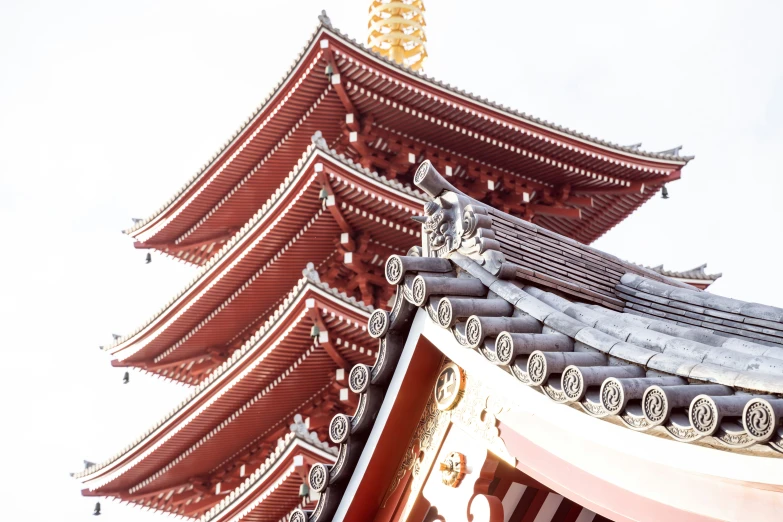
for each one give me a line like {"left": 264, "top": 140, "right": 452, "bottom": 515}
{"left": 75, "top": 279, "right": 372, "bottom": 491}
{"left": 302, "top": 165, "right": 783, "bottom": 521}
{"left": 322, "top": 26, "right": 691, "bottom": 169}
{"left": 127, "top": 20, "right": 690, "bottom": 247}
{"left": 108, "top": 146, "right": 423, "bottom": 363}
{"left": 125, "top": 24, "right": 331, "bottom": 241}
{"left": 200, "top": 437, "right": 336, "bottom": 522}
{"left": 126, "top": 351, "right": 333, "bottom": 496}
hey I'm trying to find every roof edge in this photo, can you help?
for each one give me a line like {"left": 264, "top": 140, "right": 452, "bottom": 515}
{"left": 75, "top": 276, "right": 370, "bottom": 483}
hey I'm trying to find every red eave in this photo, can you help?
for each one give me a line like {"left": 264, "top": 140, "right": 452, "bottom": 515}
{"left": 77, "top": 281, "right": 373, "bottom": 494}
{"left": 202, "top": 438, "right": 333, "bottom": 522}
{"left": 126, "top": 23, "right": 689, "bottom": 256}
{"left": 109, "top": 148, "right": 423, "bottom": 376}
{"left": 127, "top": 26, "right": 332, "bottom": 246}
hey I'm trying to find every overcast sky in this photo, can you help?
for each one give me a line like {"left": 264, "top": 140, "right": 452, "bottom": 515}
{"left": 1, "top": 1, "right": 782, "bottom": 520}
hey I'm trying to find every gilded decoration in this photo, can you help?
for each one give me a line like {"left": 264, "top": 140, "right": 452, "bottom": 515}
{"left": 439, "top": 451, "right": 466, "bottom": 487}
{"left": 434, "top": 362, "right": 465, "bottom": 411}
{"left": 383, "top": 393, "right": 447, "bottom": 508}
{"left": 450, "top": 371, "right": 515, "bottom": 466}
{"left": 386, "top": 362, "right": 515, "bottom": 516}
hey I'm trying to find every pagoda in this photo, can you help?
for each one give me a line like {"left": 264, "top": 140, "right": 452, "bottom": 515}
{"left": 74, "top": 5, "right": 738, "bottom": 521}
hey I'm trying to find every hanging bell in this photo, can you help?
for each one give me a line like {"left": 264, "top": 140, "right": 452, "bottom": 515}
{"left": 310, "top": 324, "right": 320, "bottom": 339}
{"left": 299, "top": 483, "right": 310, "bottom": 498}
{"left": 661, "top": 185, "right": 669, "bottom": 200}
{"left": 319, "top": 187, "right": 329, "bottom": 201}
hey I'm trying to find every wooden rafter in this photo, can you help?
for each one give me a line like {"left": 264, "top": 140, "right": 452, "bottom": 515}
{"left": 134, "top": 228, "right": 238, "bottom": 252}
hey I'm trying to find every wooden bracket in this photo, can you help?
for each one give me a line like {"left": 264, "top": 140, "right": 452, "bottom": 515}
{"left": 307, "top": 307, "right": 350, "bottom": 372}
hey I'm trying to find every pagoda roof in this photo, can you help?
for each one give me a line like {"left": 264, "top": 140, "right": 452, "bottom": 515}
{"left": 199, "top": 420, "right": 337, "bottom": 522}
{"left": 107, "top": 143, "right": 422, "bottom": 381}
{"left": 76, "top": 276, "right": 373, "bottom": 495}
{"left": 647, "top": 263, "right": 722, "bottom": 286}
{"left": 294, "top": 163, "right": 783, "bottom": 522}
{"left": 126, "top": 17, "right": 691, "bottom": 255}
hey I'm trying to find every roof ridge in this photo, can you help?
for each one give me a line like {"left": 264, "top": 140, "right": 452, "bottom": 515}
{"left": 644, "top": 262, "right": 722, "bottom": 281}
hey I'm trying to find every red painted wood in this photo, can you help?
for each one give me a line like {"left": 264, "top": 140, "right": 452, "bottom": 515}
{"left": 561, "top": 503, "right": 587, "bottom": 522}
{"left": 342, "top": 336, "right": 444, "bottom": 522}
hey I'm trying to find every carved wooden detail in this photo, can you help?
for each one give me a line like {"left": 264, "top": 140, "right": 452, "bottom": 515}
{"left": 450, "top": 371, "right": 515, "bottom": 466}
{"left": 387, "top": 361, "right": 515, "bottom": 520}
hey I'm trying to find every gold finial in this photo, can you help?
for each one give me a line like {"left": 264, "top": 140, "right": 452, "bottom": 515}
{"left": 368, "top": 1, "right": 427, "bottom": 71}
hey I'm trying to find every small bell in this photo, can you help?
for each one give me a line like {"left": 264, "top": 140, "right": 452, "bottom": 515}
{"left": 310, "top": 324, "right": 320, "bottom": 339}
{"left": 661, "top": 185, "right": 669, "bottom": 200}
{"left": 325, "top": 64, "right": 334, "bottom": 82}
{"left": 299, "top": 483, "right": 310, "bottom": 498}
{"left": 319, "top": 187, "right": 329, "bottom": 201}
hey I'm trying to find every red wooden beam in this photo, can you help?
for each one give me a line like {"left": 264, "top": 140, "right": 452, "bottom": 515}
{"left": 322, "top": 47, "right": 359, "bottom": 131}
{"left": 180, "top": 495, "right": 221, "bottom": 517}
{"left": 134, "top": 228, "right": 238, "bottom": 251}
{"left": 572, "top": 181, "right": 646, "bottom": 195}
{"left": 320, "top": 172, "right": 353, "bottom": 234}
{"left": 564, "top": 195, "right": 594, "bottom": 208}
{"left": 519, "top": 489, "right": 552, "bottom": 522}
{"left": 307, "top": 308, "right": 350, "bottom": 372}
{"left": 528, "top": 205, "right": 582, "bottom": 219}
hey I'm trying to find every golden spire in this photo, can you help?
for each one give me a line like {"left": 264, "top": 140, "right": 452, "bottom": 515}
{"left": 368, "top": 1, "right": 427, "bottom": 71}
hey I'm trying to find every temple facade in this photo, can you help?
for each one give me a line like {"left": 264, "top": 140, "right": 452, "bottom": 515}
{"left": 290, "top": 163, "right": 783, "bottom": 522}
{"left": 75, "top": 8, "right": 783, "bottom": 522}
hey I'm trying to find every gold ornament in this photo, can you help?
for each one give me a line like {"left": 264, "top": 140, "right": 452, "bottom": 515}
{"left": 434, "top": 362, "right": 465, "bottom": 411}
{"left": 439, "top": 451, "right": 466, "bottom": 487}
{"left": 368, "top": 0, "right": 428, "bottom": 71}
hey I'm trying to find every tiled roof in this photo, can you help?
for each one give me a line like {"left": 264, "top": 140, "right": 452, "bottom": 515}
{"left": 405, "top": 252, "right": 783, "bottom": 447}
{"left": 619, "top": 273, "right": 783, "bottom": 346}
{"left": 123, "top": 23, "right": 328, "bottom": 236}
{"left": 320, "top": 23, "right": 692, "bottom": 164}
{"left": 293, "top": 161, "right": 783, "bottom": 521}
{"left": 647, "top": 263, "right": 722, "bottom": 282}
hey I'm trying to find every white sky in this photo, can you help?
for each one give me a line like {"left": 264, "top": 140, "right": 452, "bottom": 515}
{"left": 1, "top": 1, "right": 781, "bottom": 520}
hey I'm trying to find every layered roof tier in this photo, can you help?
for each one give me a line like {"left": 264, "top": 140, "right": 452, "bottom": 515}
{"left": 77, "top": 276, "right": 373, "bottom": 518}
{"left": 109, "top": 143, "right": 423, "bottom": 383}
{"left": 128, "top": 19, "right": 690, "bottom": 264}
